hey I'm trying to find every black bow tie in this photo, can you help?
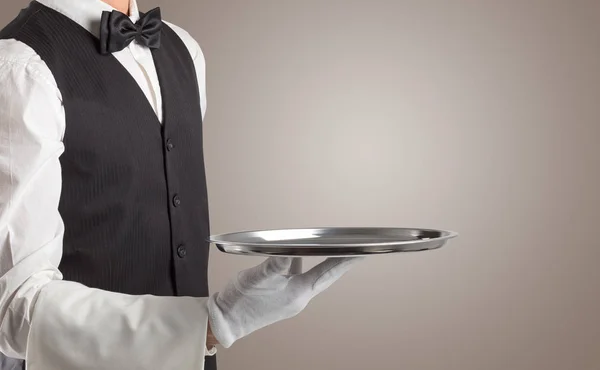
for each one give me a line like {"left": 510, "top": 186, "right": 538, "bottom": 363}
{"left": 99, "top": 7, "right": 162, "bottom": 55}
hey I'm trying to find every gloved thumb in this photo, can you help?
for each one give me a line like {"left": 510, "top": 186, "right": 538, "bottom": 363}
{"left": 299, "top": 257, "right": 364, "bottom": 294}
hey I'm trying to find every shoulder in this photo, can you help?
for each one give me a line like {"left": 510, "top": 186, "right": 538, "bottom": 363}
{"left": 161, "top": 21, "right": 207, "bottom": 117}
{"left": 0, "top": 38, "right": 64, "bottom": 139}
{"left": 163, "top": 21, "right": 205, "bottom": 65}
{"left": 0, "top": 38, "right": 60, "bottom": 93}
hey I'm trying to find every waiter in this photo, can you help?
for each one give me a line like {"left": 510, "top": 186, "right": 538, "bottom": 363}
{"left": 0, "top": 0, "right": 362, "bottom": 369}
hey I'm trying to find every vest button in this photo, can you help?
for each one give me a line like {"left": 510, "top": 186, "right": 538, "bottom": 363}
{"left": 166, "top": 139, "right": 174, "bottom": 151}
{"left": 177, "top": 244, "right": 187, "bottom": 258}
{"left": 173, "top": 194, "right": 181, "bottom": 207}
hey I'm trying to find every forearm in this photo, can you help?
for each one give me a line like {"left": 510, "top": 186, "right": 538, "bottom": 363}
{"left": 25, "top": 280, "right": 210, "bottom": 370}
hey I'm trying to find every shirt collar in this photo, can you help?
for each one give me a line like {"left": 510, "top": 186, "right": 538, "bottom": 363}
{"left": 35, "top": 0, "right": 140, "bottom": 39}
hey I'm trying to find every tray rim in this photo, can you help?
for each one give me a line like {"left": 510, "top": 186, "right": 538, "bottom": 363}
{"left": 208, "top": 226, "right": 459, "bottom": 248}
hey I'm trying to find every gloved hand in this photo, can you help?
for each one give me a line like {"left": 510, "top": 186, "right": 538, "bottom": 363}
{"left": 207, "top": 256, "right": 362, "bottom": 348}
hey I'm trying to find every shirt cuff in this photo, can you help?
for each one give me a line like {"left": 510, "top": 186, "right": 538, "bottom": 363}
{"left": 205, "top": 346, "right": 217, "bottom": 356}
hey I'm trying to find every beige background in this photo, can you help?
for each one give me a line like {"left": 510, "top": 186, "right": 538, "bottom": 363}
{"left": 2, "top": 1, "right": 600, "bottom": 369}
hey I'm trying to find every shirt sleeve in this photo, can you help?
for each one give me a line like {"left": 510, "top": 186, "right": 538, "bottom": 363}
{"left": 0, "top": 39, "right": 210, "bottom": 370}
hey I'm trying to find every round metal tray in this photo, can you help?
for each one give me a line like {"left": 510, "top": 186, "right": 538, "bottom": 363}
{"left": 208, "top": 227, "right": 458, "bottom": 257}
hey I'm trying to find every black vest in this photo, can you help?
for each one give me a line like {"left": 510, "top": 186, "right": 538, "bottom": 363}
{"left": 0, "top": 2, "right": 215, "bottom": 369}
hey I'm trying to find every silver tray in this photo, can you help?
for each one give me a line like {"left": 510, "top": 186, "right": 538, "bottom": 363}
{"left": 209, "top": 227, "right": 458, "bottom": 257}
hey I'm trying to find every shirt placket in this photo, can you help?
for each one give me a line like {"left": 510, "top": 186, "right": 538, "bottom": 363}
{"left": 128, "top": 42, "right": 163, "bottom": 122}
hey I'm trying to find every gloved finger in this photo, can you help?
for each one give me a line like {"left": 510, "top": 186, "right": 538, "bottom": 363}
{"left": 261, "top": 256, "right": 293, "bottom": 276}
{"left": 237, "top": 257, "right": 293, "bottom": 290}
{"left": 242, "top": 256, "right": 292, "bottom": 277}
{"left": 299, "top": 257, "right": 364, "bottom": 294}
{"left": 289, "top": 257, "right": 303, "bottom": 275}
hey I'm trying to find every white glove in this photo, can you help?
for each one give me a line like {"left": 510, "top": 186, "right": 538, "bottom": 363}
{"left": 207, "top": 256, "right": 362, "bottom": 348}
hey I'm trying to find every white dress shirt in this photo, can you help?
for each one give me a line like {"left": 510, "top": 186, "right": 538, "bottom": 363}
{"left": 0, "top": 0, "right": 214, "bottom": 368}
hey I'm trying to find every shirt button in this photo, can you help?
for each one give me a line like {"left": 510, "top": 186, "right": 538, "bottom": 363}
{"left": 173, "top": 194, "right": 181, "bottom": 207}
{"left": 177, "top": 244, "right": 187, "bottom": 258}
{"left": 166, "top": 139, "right": 174, "bottom": 151}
